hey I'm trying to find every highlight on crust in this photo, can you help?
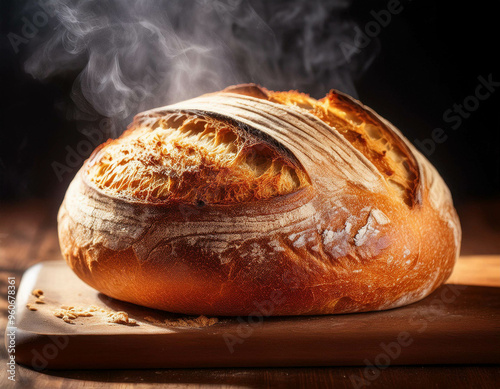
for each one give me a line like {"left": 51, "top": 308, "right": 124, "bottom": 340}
{"left": 87, "top": 113, "right": 310, "bottom": 204}
{"left": 87, "top": 85, "right": 419, "bottom": 207}
{"left": 234, "top": 85, "right": 420, "bottom": 207}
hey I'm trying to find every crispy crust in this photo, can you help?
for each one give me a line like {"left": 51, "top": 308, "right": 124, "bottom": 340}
{"left": 58, "top": 84, "right": 461, "bottom": 315}
{"left": 86, "top": 113, "right": 310, "bottom": 204}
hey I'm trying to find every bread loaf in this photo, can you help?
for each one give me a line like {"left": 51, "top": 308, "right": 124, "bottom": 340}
{"left": 57, "top": 84, "right": 461, "bottom": 315}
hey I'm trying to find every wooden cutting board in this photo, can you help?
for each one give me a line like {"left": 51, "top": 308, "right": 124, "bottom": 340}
{"left": 8, "top": 259, "right": 500, "bottom": 369}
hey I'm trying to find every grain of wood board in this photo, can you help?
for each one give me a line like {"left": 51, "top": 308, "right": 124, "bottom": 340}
{"left": 448, "top": 255, "right": 500, "bottom": 287}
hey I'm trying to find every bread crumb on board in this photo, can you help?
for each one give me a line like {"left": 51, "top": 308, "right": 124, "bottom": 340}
{"left": 144, "top": 315, "right": 219, "bottom": 328}
{"left": 52, "top": 305, "right": 137, "bottom": 326}
{"left": 53, "top": 306, "right": 94, "bottom": 324}
{"left": 32, "top": 288, "right": 44, "bottom": 297}
{"left": 31, "top": 288, "right": 46, "bottom": 304}
{"left": 107, "top": 311, "right": 137, "bottom": 325}
{"left": 27, "top": 288, "right": 216, "bottom": 328}
{"left": 25, "top": 288, "right": 137, "bottom": 326}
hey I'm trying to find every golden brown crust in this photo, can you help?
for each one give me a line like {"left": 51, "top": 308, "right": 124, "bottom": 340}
{"left": 58, "top": 84, "right": 461, "bottom": 316}
{"left": 87, "top": 112, "right": 310, "bottom": 204}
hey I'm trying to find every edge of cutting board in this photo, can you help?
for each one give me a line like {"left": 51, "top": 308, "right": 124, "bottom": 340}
{"left": 8, "top": 260, "right": 500, "bottom": 369}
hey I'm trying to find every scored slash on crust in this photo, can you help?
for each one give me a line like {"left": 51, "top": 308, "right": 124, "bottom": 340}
{"left": 86, "top": 85, "right": 419, "bottom": 208}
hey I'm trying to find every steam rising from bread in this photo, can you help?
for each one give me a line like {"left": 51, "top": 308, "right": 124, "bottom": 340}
{"left": 23, "top": 0, "right": 376, "bottom": 136}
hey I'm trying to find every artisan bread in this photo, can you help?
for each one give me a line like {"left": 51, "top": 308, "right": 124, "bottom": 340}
{"left": 57, "top": 84, "right": 461, "bottom": 315}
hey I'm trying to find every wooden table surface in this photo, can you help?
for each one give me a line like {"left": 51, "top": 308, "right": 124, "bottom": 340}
{"left": 1, "top": 198, "right": 499, "bottom": 388}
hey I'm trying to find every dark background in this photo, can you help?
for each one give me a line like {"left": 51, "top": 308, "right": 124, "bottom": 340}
{"left": 0, "top": 0, "right": 498, "bottom": 206}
